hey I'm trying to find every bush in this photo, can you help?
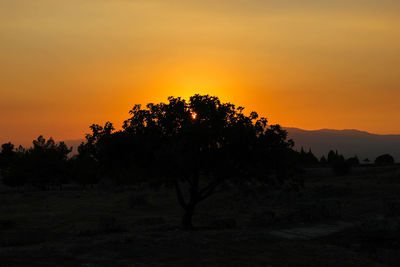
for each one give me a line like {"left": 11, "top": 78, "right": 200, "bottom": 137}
{"left": 375, "top": 154, "right": 395, "bottom": 165}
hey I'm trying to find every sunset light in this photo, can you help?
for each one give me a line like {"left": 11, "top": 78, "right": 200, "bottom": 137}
{"left": 1, "top": 0, "right": 399, "bottom": 146}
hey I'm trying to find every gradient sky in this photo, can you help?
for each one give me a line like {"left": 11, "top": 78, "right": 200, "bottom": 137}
{"left": 1, "top": 0, "right": 400, "bottom": 146}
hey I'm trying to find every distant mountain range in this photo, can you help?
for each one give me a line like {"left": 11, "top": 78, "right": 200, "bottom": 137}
{"left": 285, "top": 128, "right": 400, "bottom": 162}
{"left": 63, "top": 128, "right": 400, "bottom": 162}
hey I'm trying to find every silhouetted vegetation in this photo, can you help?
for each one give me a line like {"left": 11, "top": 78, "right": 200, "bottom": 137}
{"left": 74, "top": 95, "right": 298, "bottom": 229}
{"left": 0, "top": 142, "right": 15, "bottom": 176}
{"left": 347, "top": 155, "right": 360, "bottom": 166}
{"left": 1, "top": 136, "right": 71, "bottom": 189}
{"left": 296, "top": 147, "right": 319, "bottom": 166}
{"left": 375, "top": 154, "right": 395, "bottom": 165}
{"left": 2, "top": 94, "right": 400, "bottom": 266}
{"left": 1, "top": 94, "right": 398, "bottom": 235}
{"left": 315, "top": 150, "right": 360, "bottom": 176}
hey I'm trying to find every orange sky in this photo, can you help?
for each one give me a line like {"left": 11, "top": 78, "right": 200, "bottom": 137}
{"left": 1, "top": 0, "right": 400, "bottom": 146}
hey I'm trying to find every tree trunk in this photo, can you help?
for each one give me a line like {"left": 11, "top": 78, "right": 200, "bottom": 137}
{"left": 174, "top": 175, "right": 201, "bottom": 230}
{"left": 182, "top": 202, "right": 196, "bottom": 230}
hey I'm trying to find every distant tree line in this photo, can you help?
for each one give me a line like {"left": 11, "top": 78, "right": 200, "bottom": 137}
{"left": 0, "top": 137, "right": 71, "bottom": 189}
{"left": 294, "top": 147, "right": 396, "bottom": 175}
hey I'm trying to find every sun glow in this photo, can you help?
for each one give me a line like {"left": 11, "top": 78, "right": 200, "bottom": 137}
{"left": 191, "top": 112, "right": 197, "bottom": 120}
{"left": 2, "top": 0, "right": 400, "bottom": 147}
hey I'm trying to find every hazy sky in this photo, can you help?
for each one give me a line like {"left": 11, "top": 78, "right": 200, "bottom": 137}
{"left": 1, "top": 0, "right": 400, "bottom": 146}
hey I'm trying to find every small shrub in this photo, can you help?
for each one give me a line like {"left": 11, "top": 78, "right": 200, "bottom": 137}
{"left": 375, "top": 154, "right": 395, "bottom": 165}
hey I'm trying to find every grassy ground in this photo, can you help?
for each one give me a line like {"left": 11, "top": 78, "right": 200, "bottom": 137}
{"left": 1, "top": 166, "right": 400, "bottom": 266}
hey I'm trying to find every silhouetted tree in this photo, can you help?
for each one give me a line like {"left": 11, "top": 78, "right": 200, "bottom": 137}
{"left": 322, "top": 149, "right": 351, "bottom": 176}
{"left": 327, "top": 150, "right": 340, "bottom": 164}
{"left": 71, "top": 123, "right": 116, "bottom": 187}
{"left": 80, "top": 95, "right": 297, "bottom": 229}
{"left": 347, "top": 155, "right": 360, "bottom": 166}
{"left": 296, "top": 147, "right": 319, "bottom": 167}
{"left": 0, "top": 143, "right": 16, "bottom": 185}
{"left": 70, "top": 142, "right": 100, "bottom": 187}
{"left": 3, "top": 136, "right": 72, "bottom": 189}
{"left": 375, "top": 154, "right": 394, "bottom": 165}
{"left": 0, "top": 142, "right": 15, "bottom": 169}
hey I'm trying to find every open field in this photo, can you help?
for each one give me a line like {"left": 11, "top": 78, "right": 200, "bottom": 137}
{"left": 1, "top": 166, "right": 400, "bottom": 266}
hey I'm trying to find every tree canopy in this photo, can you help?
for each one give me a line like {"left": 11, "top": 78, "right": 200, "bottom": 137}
{"left": 2, "top": 136, "right": 71, "bottom": 188}
{"left": 375, "top": 154, "right": 394, "bottom": 165}
{"left": 80, "top": 94, "right": 297, "bottom": 229}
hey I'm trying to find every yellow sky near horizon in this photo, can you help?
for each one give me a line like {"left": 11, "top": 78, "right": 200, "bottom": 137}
{"left": 1, "top": 0, "right": 400, "bottom": 146}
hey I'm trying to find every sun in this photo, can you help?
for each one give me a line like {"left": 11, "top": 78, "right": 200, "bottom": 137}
{"left": 191, "top": 112, "right": 197, "bottom": 120}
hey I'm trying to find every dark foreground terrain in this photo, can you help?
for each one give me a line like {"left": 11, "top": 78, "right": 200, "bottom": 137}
{"left": 1, "top": 166, "right": 400, "bottom": 266}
